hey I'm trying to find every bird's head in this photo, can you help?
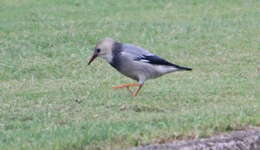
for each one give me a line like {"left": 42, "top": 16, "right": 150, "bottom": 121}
{"left": 88, "top": 37, "right": 115, "bottom": 65}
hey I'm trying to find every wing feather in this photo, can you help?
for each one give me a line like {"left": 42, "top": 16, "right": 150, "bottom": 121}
{"left": 121, "top": 43, "right": 192, "bottom": 70}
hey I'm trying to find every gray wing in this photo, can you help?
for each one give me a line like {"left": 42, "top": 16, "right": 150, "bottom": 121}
{"left": 121, "top": 43, "right": 154, "bottom": 60}
{"left": 121, "top": 43, "right": 192, "bottom": 70}
{"left": 121, "top": 43, "right": 172, "bottom": 65}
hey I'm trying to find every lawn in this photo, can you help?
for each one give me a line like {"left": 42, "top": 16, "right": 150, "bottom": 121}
{"left": 0, "top": 0, "right": 259, "bottom": 150}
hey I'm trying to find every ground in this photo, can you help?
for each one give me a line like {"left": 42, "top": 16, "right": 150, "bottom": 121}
{"left": 0, "top": 0, "right": 259, "bottom": 150}
{"left": 133, "top": 128, "right": 260, "bottom": 150}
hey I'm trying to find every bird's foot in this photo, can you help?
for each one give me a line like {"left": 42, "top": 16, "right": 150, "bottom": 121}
{"left": 132, "top": 92, "right": 138, "bottom": 96}
{"left": 126, "top": 87, "right": 133, "bottom": 93}
{"left": 112, "top": 83, "right": 143, "bottom": 96}
{"left": 132, "top": 84, "right": 143, "bottom": 96}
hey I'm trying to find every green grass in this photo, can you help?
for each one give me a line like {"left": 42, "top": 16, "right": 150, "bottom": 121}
{"left": 0, "top": 0, "right": 260, "bottom": 149}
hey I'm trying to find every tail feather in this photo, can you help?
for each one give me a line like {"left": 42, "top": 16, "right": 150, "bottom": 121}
{"left": 175, "top": 65, "right": 192, "bottom": 71}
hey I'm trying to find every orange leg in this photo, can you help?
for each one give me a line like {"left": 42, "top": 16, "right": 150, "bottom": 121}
{"left": 132, "top": 84, "right": 143, "bottom": 96}
{"left": 112, "top": 83, "right": 143, "bottom": 96}
{"left": 126, "top": 86, "right": 133, "bottom": 93}
{"left": 112, "top": 83, "right": 139, "bottom": 89}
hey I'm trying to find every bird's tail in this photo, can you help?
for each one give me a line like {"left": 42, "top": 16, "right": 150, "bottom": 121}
{"left": 176, "top": 65, "right": 192, "bottom": 71}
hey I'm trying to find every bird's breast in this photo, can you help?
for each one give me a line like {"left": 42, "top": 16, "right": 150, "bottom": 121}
{"left": 109, "top": 57, "right": 139, "bottom": 81}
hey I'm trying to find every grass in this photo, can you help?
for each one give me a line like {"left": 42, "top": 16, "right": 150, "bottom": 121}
{"left": 0, "top": 0, "right": 260, "bottom": 149}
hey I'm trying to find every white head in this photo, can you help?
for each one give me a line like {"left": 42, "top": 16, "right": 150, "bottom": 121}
{"left": 88, "top": 37, "right": 115, "bottom": 65}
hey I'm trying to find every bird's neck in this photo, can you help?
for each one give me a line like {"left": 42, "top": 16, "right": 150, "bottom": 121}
{"left": 101, "top": 53, "right": 113, "bottom": 63}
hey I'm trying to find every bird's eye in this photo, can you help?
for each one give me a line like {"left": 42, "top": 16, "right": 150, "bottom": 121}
{"left": 96, "top": 48, "right": 101, "bottom": 53}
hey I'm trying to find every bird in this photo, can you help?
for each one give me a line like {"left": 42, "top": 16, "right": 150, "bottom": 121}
{"left": 88, "top": 38, "right": 192, "bottom": 96}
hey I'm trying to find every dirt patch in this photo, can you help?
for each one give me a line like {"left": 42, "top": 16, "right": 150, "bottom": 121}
{"left": 132, "top": 128, "right": 260, "bottom": 150}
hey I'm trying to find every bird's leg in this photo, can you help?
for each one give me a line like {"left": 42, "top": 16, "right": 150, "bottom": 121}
{"left": 112, "top": 83, "right": 139, "bottom": 89}
{"left": 112, "top": 83, "right": 143, "bottom": 96}
{"left": 132, "top": 84, "right": 143, "bottom": 97}
{"left": 126, "top": 86, "right": 133, "bottom": 94}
